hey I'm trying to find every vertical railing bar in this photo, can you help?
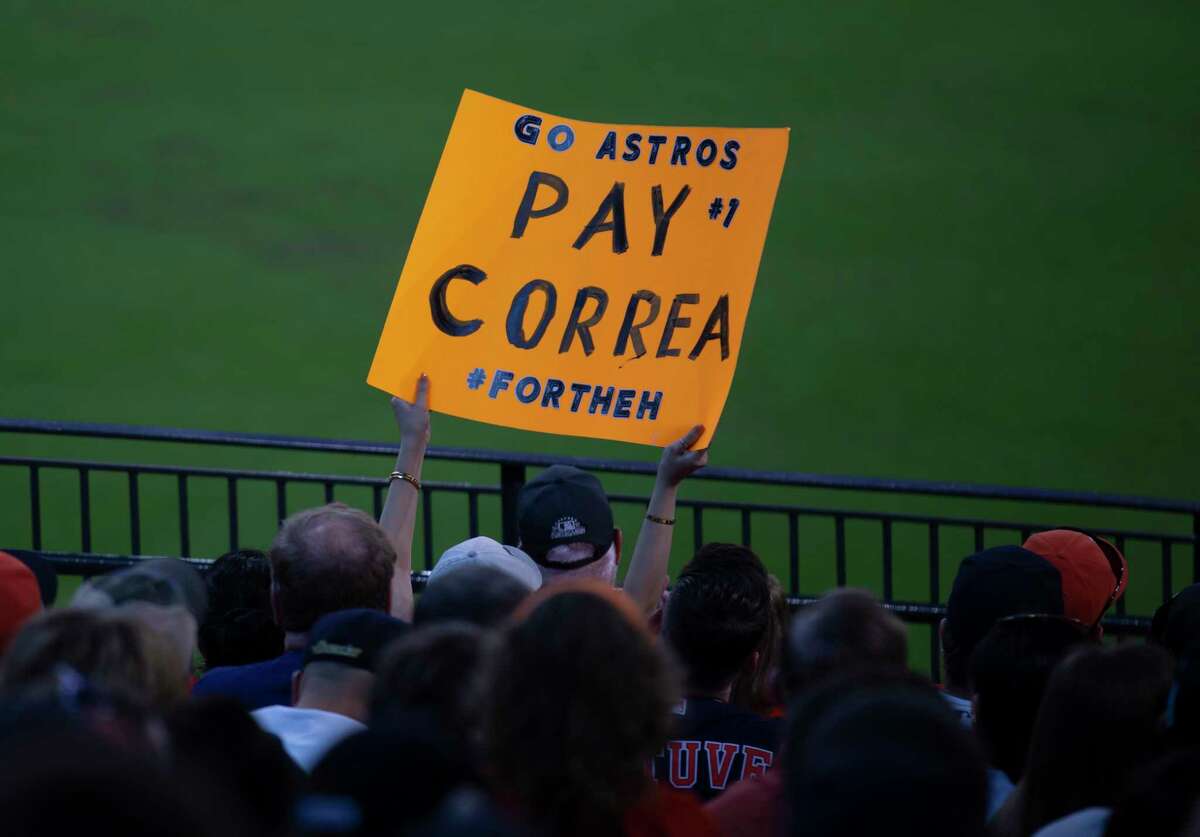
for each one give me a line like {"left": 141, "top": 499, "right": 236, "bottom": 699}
{"left": 881, "top": 518, "right": 894, "bottom": 602}
{"left": 373, "top": 485, "right": 384, "bottom": 519}
{"left": 29, "top": 465, "right": 42, "bottom": 550}
{"left": 227, "top": 477, "right": 239, "bottom": 551}
{"left": 468, "top": 491, "right": 480, "bottom": 538}
{"left": 128, "top": 470, "right": 141, "bottom": 555}
{"left": 928, "top": 523, "right": 941, "bottom": 683}
{"left": 499, "top": 463, "right": 526, "bottom": 546}
{"left": 1161, "top": 539, "right": 1173, "bottom": 606}
{"left": 973, "top": 524, "right": 985, "bottom": 552}
{"left": 1193, "top": 512, "right": 1198, "bottom": 584}
{"left": 928, "top": 524, "right": 941, "bottom": 602}
{"left": 787, "top": 512, "right": 800, "bottom": 597}
{"left": 1019, "top": 528, "right": 1032, "bottom": 543}
{"left": 693, "top": 507, "right": 704, "bottom": 552}
{"left": 422, "top": 488, "right": 434, "bottom": 570}
{"left": 1114, "top": 535, "right": 1127, "bottom": 616}
{"left": 324, "top": 481, "right": 335, "bottom": 504}
{"left": 741, "top": 509, "right": 752, "bottom": 547}
{"left": 177, "top": 475, "right": 190, "bottom": 556}
{"left": 835, "top": 515, "right": 847, "bottom": 587}
{"left": 79, "top": 467, "right": 92, "bottom": 552}
{"left": 275, "top": 479, "right": 288, "bottom": 527}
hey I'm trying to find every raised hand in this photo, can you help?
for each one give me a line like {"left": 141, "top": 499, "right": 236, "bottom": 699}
{"left": 624, "top": 423, "right": 711, "bottom": 616}
{"left": 390, "top": 374, "right": 431, "bottom": 445}
{"left": 657, "top": 424, "right": 709, "bottom": 488}
{"left": 381, "top": 374, "right": 431, "bottom": 622}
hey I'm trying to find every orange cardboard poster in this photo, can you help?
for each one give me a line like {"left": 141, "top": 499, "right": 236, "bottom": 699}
{"left": 368, "top": 90, "right": 788, "bottom": 447}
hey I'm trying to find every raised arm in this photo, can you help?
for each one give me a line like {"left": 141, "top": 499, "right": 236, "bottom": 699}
{"left": 379, "top": 375, "right": 430, "bottom": 622}
{"left": 622, "top": 425, "right": 709, "bottom": 615}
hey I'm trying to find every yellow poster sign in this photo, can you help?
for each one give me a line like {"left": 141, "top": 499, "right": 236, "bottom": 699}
{"left": 368, "top": 90, "right": 788, "bottom": 447}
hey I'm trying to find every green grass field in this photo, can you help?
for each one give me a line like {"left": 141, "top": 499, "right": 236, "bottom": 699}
{"left": 2, "top": 1, "right": 1197, "bottom": 667}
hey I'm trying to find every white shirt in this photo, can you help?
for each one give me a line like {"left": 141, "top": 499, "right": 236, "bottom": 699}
{"left": 252, "top": 705, "right": 366, "bottom": 772}
{"left": 1031, "top": 807, "right": 1112, "bottom": 837}
{"left": 987, "top": 768, "right": 1015, "bottom": 819}
{"left": 941, "top": 691, "right": 974, "bottom": 726}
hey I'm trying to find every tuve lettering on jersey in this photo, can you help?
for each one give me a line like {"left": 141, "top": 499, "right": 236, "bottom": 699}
{"left": 653, "top": 740, "right": 775, "bottom": 794}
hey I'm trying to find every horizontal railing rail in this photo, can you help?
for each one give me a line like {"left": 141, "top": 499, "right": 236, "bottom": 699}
{"left": 20, "top": 549, "right": 1151, "bottom": 639}
{"left": 2, "top": 417, "right": 1194, "bottom": 678}
{"left": 2, "top": 418, "right": 1195, "bottom": 512}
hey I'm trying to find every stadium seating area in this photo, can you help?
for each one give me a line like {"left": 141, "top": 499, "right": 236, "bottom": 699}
{"left": 1, "top": 401, "right": 1198, "bottom": 837}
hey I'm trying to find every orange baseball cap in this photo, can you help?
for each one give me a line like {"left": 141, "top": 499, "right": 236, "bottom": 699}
{"left": 1022, "top": 530, "right": 1128, "bottom": 627}
{"left": 0, "top": 550, "right": 44, "bottom": 653}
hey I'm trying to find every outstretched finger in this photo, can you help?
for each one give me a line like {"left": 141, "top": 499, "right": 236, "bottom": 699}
{"left": 676, "top": 424, "right": 705, "bottom": 451}
{"left": 413, "top": 374, "right": 430, "bottom": 408}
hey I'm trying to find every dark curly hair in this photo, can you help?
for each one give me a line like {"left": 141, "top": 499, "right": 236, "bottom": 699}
{"left": 484, "top": 584, "right": 679, "bottom": 837}
{"left": 664, "top": 543, "right": 771, "bottom": 693}
{"left": 199, "top": 550, "right": 283, "bottom": 669}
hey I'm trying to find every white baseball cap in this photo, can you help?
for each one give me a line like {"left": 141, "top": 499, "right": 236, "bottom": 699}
{"left": 428, "top": 536, "right": 543, "bottom": 592}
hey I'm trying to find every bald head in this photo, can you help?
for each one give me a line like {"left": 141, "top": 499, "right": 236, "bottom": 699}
{"left": 269, "top": 504, "right": 395, "bottom": 632}
{"left": 782, "top": 589, "right": 908, "bottom": 697}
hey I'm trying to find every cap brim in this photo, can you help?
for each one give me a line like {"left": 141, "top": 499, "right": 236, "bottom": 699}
{"left": 1093, "top": 537, "right": 1129, "bottom": 600}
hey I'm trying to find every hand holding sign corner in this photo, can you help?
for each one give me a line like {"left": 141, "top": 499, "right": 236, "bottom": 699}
{"left": 368, "top": 90, "right": 788, "bottom": 448}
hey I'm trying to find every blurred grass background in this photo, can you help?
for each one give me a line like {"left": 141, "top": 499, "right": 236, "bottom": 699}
{"left": 2, "top": 1, "right": 1197, "bottom": 669}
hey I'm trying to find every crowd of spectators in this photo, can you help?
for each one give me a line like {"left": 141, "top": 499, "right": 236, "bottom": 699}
{"left": 1, "top": 378, "right": 1198, "bottom": 836}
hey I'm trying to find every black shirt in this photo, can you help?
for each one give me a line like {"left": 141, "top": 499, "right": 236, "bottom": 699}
{"left": 650, "top": 697, "right": 782, "bottom": 801}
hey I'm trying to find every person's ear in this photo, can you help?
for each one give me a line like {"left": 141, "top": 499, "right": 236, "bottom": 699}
{"left": 612, "top": 528, "right": 623, "bottom": 566}
{"left": 291, "top": 669, "right": 303, "bottom": 706}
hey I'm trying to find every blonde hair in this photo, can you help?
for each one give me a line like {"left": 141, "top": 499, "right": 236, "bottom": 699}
{"left": 0, "top": 607, "right": 188, "bottom": 708}
{"left": 119, "top": 603, "right": 195, "bottom": 706}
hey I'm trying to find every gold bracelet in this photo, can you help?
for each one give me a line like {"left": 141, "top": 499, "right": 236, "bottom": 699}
{"left": 646, "top": 513, "right": 675, "bottom": 526}
{"left": 388, "top": 471, "right": 421, "bottom": 491}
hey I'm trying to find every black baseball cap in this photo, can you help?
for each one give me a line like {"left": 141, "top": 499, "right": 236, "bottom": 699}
{"left": 945, "top": 546, "right": 1065, "bottom": 656}
{"left": 1151, "top": 583, "right": 1200, "bottom": 658}
{"left": 303, "top": 608, "right": 410, "bottom": 672}
{"left": 517, "top": 465, "right": 614, "bottom": 568}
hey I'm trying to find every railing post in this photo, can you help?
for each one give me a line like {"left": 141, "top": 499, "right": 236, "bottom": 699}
{"left": 500, "top": 463, "right": 526, "bottom": 546}
{"left": 29, "top": 465, "right": 42, "bottom": 550}
{"left": 177, "top": 475, "right": 190, "bottom": 557}
{"left": 79, "top": 467, "right": 91, "bottom": 552}
{"left": 1194, "top": 512, "right": 1199, "bottom": 584}
{"left": 1162, "top": 539, "right": 1173, "bottom": 605}
{"left": 422, "top": 488, "right": 435, "bottom": 570}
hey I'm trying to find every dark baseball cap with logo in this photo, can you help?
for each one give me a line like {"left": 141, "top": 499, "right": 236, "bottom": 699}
{"left": 517, "top": 465, "right": 614, "bottom": 569}
{"left": 303, "top": 609, "right": 410, "bottom": 672}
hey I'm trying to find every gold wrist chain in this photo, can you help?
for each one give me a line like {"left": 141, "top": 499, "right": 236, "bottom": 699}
{"left": 646, "top": 513, "right": 675, "bottom": 526}
{"left": 388, "top": 471, "right": 421, "bottom": 491}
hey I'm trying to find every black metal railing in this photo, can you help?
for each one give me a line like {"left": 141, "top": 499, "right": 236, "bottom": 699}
{"left": 2, "top": 418, "right": 1196, "bottom": 678}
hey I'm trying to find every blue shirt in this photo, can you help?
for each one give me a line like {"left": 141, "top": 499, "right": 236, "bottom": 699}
{"left": 193, "top": 650, "right": 305, "bottom": 710}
